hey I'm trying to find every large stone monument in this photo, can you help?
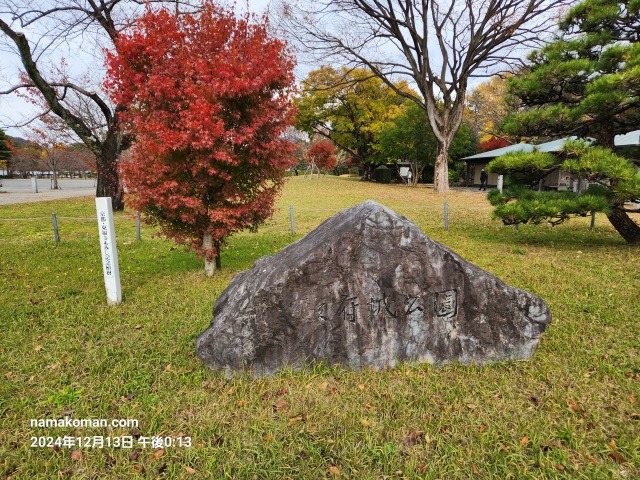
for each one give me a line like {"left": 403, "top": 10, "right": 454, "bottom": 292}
{"left": 196, "top": 201, "right": 551, "bottom": 376}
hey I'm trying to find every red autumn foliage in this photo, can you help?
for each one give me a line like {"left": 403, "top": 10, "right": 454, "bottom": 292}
{"left": 105, "top": 3, "right": 296, "bottom": 269}
{"left": 479, "top": 136, "right": 511, "bottom": 152}
{"left": 307, "top": 140, "right": 337, "bottom": 170}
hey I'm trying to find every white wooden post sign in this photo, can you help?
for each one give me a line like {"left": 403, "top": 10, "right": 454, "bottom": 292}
{"left": 96, "top": 197, "right": 122, "bottom": 305}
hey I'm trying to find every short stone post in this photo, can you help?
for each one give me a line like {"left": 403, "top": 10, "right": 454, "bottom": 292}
{"left": 32, "top": 176, "right": 38, "bottom": 193}
{"left": 289, "top": 205, "right": 295, "bottom": 236}
{"left": 52, "top": 213, "right": 60, "bottom": 243}
{"left": 497, "top": 175, "right": 504, "bottom": 193}
{"left": 444, "top": 202, "right": 449, "bottom": 231}
{"left": 136, "top": 211, "right": 141, "bottom": 241}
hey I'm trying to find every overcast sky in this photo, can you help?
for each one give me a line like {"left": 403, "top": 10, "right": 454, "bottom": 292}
{"left": 0, "top": 0, "right": 274, "bottom": 138}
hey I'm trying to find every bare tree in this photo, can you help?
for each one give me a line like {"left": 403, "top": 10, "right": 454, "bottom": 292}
{"left": 0, "top": 0, "right": 195, "bottom": 210}
{"left": 278, "top": 0, "right": 572, "bottom": 193}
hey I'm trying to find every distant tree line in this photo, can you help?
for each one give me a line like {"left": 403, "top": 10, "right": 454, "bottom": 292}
{"left": 0, "top": 129, "right": 95, "bottom": 181}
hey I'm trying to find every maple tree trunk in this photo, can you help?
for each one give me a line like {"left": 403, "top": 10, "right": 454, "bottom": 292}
{"left": 96, "top": 130, "right": 124, "bottom": 211}
{"left": 203, "top": 231, "right": 222, "bottom": 276}
{"left": 203, "top": 231, "right": 215, "bottom": 276}
{"left": 607, "top": 206, "right": 640, "bottom": 244}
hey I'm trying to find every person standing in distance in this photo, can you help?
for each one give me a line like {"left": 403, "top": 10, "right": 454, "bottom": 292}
{"left": 479, "top": 168, "right": 488, "bottom": 191}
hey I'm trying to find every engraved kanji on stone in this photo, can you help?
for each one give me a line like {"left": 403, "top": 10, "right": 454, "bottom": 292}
{"left": 404, "top": 295, "right": 424, "bottom": 315}
{"left": 336, "top": 295, "right": 358, "bottom": 322}
{"left": 367, "top": 297, "right": 382, "bottom": 315}
{"left": 382, "top": 292, "right": 397, "bottom": 318}
{"left": 434, "top": 289, "right": 457, "bottom": 318}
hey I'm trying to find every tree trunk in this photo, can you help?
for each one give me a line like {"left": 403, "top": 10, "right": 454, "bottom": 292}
{"left": 361, "top": 162, "right": 374, "bottom": 181}
{"left": 96, "top": 128, "right": 124, "bottom": 211}
{"left": 433, "top": 140, "right": 451, "bottom": 194}
{"left": 607, "top": 206, "right": 640, "bottom": 244}
{"left": 203, "top": 231, "right": 216, "bottom": 277}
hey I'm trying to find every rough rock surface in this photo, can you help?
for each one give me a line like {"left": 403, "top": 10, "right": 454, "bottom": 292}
{"left": 196, "top": 200, "right": 551, "bottom": 375}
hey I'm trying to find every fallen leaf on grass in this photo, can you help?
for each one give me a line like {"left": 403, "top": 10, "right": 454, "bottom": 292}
{"left": 357, "top": 384, "right": 365, "bottom": 391}
{"left": 328, "top": 465, "right": 341, "bottom": 477}
{"left": 289, "top": 415, "right": 304, "bottom": 425}
{"left": 34, "top": 344, "right": 43, "bottom": 352}
{"left": 276, "top": 388, "right": 289, "bottom": 396}
{"left": 134, "top": 324, "right": 143, "bottom": 330}
{"left": 273, "top": 400, "right": 289, "bottom": 411}
{"left": 478, "top": 424, "right": 486, "bottom": 432}
{"left": 520, "top": 436, "right": 529, "bottom": 446}
{"left": 71, "top": 450, "right": 82, "bottom": 461}
{"left": 164, "top": 364, "right": 172, "bottom": 372}
{"left": 236, "top": 400, "right": 248, "bottom": 407}
{"left": 129, "top": 450, "right": 139, "bottom": 461}
{"left": 359, "top": 418, "right": 371, "bottom": 427}
{"left": 566, "top": 399, "right": 581, "bottom": 413}
{"left": 132, "top": 465, "right": 143, "bottom": 473}
{"left": 158, "top": 462, "right": 167, "bottom": 474}
{"left": 152, "top": 449, "right": 165, "bottom": 460}
{"left": 466, "top": 403, "right": 477, "bottom": 409}
{"left": 556, "top": 464, "right": 565, "bottom": 471}
{"left": 609, "top": 451, "right": 627, "bottom": 463}
{"left": 403, "top": 429, "right": 423, "bottom": 447}
{"left": 541, "top": 440, "right": 562, "bottom": 452}
{"left": 184, "top": 466, "right": 197, "bottom": 474}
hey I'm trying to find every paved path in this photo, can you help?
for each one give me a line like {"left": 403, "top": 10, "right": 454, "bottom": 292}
{"left": 0, "top": 178, "right": 96, "bottom": 205}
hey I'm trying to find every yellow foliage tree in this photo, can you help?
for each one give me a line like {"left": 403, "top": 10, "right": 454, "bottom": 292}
{"left": 465, "top": 76, "right": 513, "bottom": 144}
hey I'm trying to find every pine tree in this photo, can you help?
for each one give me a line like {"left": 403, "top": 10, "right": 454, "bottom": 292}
{"left": 492, "top": 0, "right": 640, "bottom": 243}
{"left": 502, "top": 0, "right": 640, "bottom": 148}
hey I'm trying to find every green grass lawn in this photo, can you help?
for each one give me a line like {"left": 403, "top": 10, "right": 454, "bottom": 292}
{"left": 1, "top": 176, "right": 638, "bottom": 479}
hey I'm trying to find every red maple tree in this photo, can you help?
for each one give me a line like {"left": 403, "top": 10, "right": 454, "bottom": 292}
{"left": 105, "top": 3, "right": 296, "bottom": 275}
{"left": 479, "top": 136, "right": 511, "bottom": 152}
{"left": 307, "top": 140, "right": 337, "bottom": 171}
